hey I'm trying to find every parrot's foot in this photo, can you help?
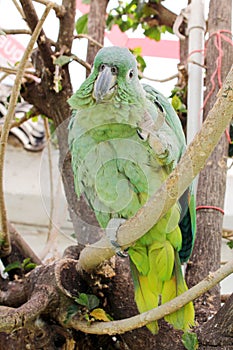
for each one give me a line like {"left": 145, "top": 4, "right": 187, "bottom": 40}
{"left": 106, "top": 218, "right": 128, "bottom": 258}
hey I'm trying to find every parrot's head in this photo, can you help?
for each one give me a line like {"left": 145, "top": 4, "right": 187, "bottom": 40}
{"left": 91, "top": 46, "right": 143, "bottom": 103}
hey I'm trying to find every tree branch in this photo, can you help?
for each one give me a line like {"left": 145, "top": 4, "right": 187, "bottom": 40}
{"left": 32, "top": 0, "right": 65, "bottom": 17}
{"left": 63, "top": 258, "right": 233, "bottom": 335}
{"left": 0, "top": 279, "right": 29, "bottom": 307}
{"left": 140, "top": 72, "right": 179, "bottom": 83}
{"left": 75, "top": 34, "right": 103, "bottom": 48}
{"left": 1, "top": 29, "right": 31, "bottom": 35}
{"left": 57, "top": 0, "right": 76, "bottom": 52}
{"left": 8, "top": 222, "right": 42, "bottom": 265}
{"left": 12, "top": 0, "right": 25, "bottom": 18}
{"left": 20, "top": 0, "right": 54, "bottom": 71}
{"left": 0, "top": 3, "right": 53, "bottom": 257}
{"left": 79, "top": 64, "right": 233, "bottom": 272}
{"left": 0, "top": 66, "right": 39, "bottom": 82}
{"left": 72, "top": 55, "right": 91, "bottom": 70}
{"left": 147, "top": 2, "right": 177, "bottom": 29}
{"left": 0, "top": 286, "right": 56, "bottom": 332}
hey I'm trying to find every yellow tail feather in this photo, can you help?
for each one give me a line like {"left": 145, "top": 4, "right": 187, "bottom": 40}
{"left": 130, "top": 262, "right": 159, "bottom": 334}
{"left": 162, "top": 252, "right": 195, "bottom": 330}
{"left": 129, "top": 224, "right": 195, "bottom": 334}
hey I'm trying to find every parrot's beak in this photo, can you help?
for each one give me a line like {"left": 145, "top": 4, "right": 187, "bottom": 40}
{"left": 93, "top": 66, "right": 117, "bottom": 102}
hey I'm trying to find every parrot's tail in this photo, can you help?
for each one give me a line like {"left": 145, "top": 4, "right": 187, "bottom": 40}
{"left": 130, "top": 261, "right": 160, "bottom": 334}
{"left": 128, "top": 233, "right": 195, "bottom": 334}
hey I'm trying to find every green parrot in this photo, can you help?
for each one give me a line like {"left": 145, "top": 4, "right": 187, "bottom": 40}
{"left": 68, "top": 46, "right": 196, "bottom": 334}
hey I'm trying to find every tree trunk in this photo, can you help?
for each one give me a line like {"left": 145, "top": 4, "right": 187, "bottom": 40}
{"left": 86, "top": 0, "right": 109, "bottom": 70}
{"left": 186, "top": 0, "right": 233, "bottom": 322}
{"left": 197, "top": 293, "right": 233, "bottom": 349}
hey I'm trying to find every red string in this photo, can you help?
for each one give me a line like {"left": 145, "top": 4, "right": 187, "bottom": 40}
{"left": 225, "top": 128, "right": 233, "bottom": 144}
{"left": 194, "top": 31, "right": 232, "bottom": 217}
{"left": 203, "top": 30, "right": 233, "bottom": 144}
{"left": 196, "top": 205, "right": 225, "bottom": 215}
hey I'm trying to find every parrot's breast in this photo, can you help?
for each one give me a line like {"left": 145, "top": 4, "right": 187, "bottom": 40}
{"left": 69, "top": 106, "right": 167, "bottom": 228}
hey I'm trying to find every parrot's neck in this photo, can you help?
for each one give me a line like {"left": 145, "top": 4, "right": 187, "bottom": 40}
{"left": 78, "top": 99, "right": 145, "bottom": 129}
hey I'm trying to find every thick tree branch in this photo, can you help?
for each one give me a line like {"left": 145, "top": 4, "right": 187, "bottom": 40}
{"left": 0, "top": 286, "right": 56, "bottom": 332}
{"left": 57, "top": 0, "right": 76, "bottom": 52}
{"left": 79, "top": 64, "right": 233, "bottom": 272}
{"left": 147, "top": 1, "right": 177, "bottom": 29}
{"left": 63, "top": 258, "right": 233, "bottom": 335}
{"left": 186, "top": 1, "right": 233, "bottom": 320}
{"left": 20, "top": 0, "right": 54, "bottom": 71}
{"left": 86, "top": 0, "right": 109, "bottom": 68}
{"left": 198, "top": 292, "right": 233, "bottom": 346}
{"left": 0, "top": 279, "right": 29, "bottom": 307}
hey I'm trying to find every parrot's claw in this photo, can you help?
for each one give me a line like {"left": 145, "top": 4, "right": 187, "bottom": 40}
{"left": 106, "top": 218, "right": 128, "bottom": 258}
{"left": 110, "top": 240, "right": 128, "bottom": 258}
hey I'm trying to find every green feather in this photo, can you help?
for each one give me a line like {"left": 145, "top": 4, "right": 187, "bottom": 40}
{"left": 153, "top": 241, "right": 174, "bottom": 281}
{"left": 128, "top": 244, "right": 149, "bottom": 276}
{"left": 68, "top": 46, "right": 196, "bottom": 334}
{"left": 167, "top": 226, "right": 182, "bottom": 251}
{"left": 162, "top": 252, "right": 195, "bottom": 330}
{"left": 131, "top": 262, "right": 159, "bottom": 334}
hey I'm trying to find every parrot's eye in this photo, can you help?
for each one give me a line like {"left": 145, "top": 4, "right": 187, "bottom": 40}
{"left": 111, "top": 66, "right": 118, "bottom": 75}
{"left": 128, "top": 69, "right": 134, "bottom": 79}
{"left": 99, "top": 64, "right": 106, "bottom": 72}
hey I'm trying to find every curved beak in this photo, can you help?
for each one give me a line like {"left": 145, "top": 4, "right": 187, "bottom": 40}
{"left": 93, "top": 66, "right": 117, "bottom": 102}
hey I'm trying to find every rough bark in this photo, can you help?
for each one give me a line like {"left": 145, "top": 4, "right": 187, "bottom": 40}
{"left": 197, "top": 293, "right": 233, "bottom": 349}
{"left": 147, "top": 1, "right": 177, "bottom": 29}
{"left": 186, "top": 0, "right": 233, "bottom": 323}
{"left": 176, "top": 0, "right": 190, "bottom": 135}
{"left": 86, "top": 0, "right": 109, "bottom": 68}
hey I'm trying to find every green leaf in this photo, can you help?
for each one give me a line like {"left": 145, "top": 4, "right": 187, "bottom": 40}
{"left": 82, "top": 0, "right": 90, "bottom": 3}
{"left": 0, "top": 29, "right": 6, "bottom": 36}
{"left": 31, "top": 116, "right": 39, "bottom": 122}
{"left": 160, "top": 25, "right": 168, "bottom": 34}
{"left": 137, "top": 56, "right": 146, "bottom": 72}
{"left": 144, "top": 26, "right": 161, "bottom": 41}
{"left": 106, "top": 14, "right": 115, "bottom": 30}
{"left": 227, "top": 240, "right": 233, "bottom": 249}
{"left": 130, "top": 47, "right": 147, "bottom": 73}
{"left": 74, "top": 293, "right": 100, "bottom": 310}
{"left": 24, "top": 262, "right": 37, "bottom": 271}
{"left": 172, "top": 95, "right": 182, "bottom": 111}
{"left": 22, "top": 258, "right": 37, "bottom": 271}
{"left": 64, "top": 304, "right": 79, "bottom": 324}
{"left": 54, "top": 55, "right": 73, "bottom": 67}
{"left": 75, "top": 13, "right": 88, "bottom": 35}
{"left": 4, "top": 261, "right": 22, "bottom": 273}
{"left": 182, "top": 332, "right": 199, "bottom": 350}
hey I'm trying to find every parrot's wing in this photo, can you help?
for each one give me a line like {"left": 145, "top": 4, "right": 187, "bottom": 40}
{"left": 143, "top": 84, "right": 186, "bottom": 161}
{"left": 178, "top": 186, "right": 196, "bottom": 262}
{"left": 142, "top": 84, "right": 196, "bottom": 262}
